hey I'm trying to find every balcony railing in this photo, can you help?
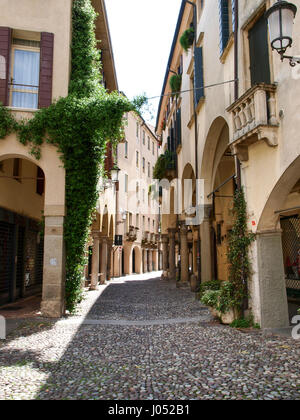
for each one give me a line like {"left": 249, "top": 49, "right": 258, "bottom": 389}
{"left": 227, "top": 84, "right": 279, "bottom": 161}
{"left": 126, "top": 226, "right": 138, "bottom": 242}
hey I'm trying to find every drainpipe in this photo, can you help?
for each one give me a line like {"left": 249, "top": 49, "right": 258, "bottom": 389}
{"left": 234, "top": 0, "right": 241, "bottom": 190}
{"left": 186, "top": 0, "right": 201, "bottom": 285}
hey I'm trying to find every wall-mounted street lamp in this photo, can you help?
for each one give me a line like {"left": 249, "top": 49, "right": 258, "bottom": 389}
{"left": 111, "top": 166, "right": 120, "bottom": 183}
{"left": 265, "top": 0, "right": 299, "bottom": 66}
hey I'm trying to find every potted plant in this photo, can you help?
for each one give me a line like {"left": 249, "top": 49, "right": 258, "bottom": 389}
{"left": 169, "top": 74, "right": 182, "bottom": 96}
{"left": 180, "top": 27, "right": 195, "bottom": 52}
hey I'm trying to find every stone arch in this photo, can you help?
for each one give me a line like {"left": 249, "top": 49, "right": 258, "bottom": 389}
{"left": 109, "top": 215, "right": 114, "bottom": 240}
{"left": 257, "top": 155, "right": 300, "bottom": 231}
{"left": 200, "top": 116, "right": 230, "bottom": 203}
{"left": 101, "top": 206, "right": 109, "bottom": 237}
{"left": 0, "top": 139, "right": 66, "bottom": 317}
{"left": 0, "top": 137, "right": 65, "bottom": 211}
{"left": 181, "top": 163, "right": 196, "bottom": 217}
{"left": 132, "top": 246, "right": 142, "bottom": 274}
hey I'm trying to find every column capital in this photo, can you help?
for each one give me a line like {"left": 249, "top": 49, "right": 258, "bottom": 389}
{"left": 168, "top": 228, "right": 177, "bottom": 238}
{"left": 92, "top": 231, "right": 100, "bottom": 240}
{"left": 179, "top": 223, "right": 188, "bottom": 235}
{"left": 161, "top": 234, "right": 169, "bottom": 244}
{"left": 100, "top": 235, "right": 109, "bottom": 244}
{"left": 256, "top": 228, "right": 282, "bottom": 237}
{"left": 202, "top": 204, "right": 213, "bottom": 221}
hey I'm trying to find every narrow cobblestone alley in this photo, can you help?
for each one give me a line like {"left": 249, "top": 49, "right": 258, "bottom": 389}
{"left": 0, "top": 273, "right": 299, "bottom": 400}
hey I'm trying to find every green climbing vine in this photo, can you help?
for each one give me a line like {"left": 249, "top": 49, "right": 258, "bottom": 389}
{"left": 200, "top": 188, "right": 255, "bottom": 315}
{"left": 0, "top": 0, "right": 146, "bottom": 312}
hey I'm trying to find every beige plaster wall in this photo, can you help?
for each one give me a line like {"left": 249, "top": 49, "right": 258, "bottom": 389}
{"left": 0, "top": 0, "right": 73, "bottom": 101}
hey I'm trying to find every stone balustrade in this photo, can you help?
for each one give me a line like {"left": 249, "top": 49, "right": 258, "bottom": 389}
{"left": 227, "top": 84, "right": 279, "bottom": 161}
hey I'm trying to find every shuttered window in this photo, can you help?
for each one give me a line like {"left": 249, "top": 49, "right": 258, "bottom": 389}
{"left": 176, "top": 108, "right": 182, "bottom": 148}
{"left": 248, "top": 15, "right": 271, "bottom": 86}
{"left": 194, "top": 47, "right": 204, "bottom": 106}
{"left": 38, "top": 32, "right": 54, "bottom": 108}
{"left": 0, "top": 27, "right": 12, "bottom": 106}
{"left": 219, "top": 0, "right": 230, "bottom": 55}
{"left": 0, "top": 29, "right": 53, "bottom": 109}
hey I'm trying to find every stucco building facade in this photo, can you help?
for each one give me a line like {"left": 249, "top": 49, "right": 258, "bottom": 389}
{"left": 155, "top": 0, "right": 300, "bottom": 328}
{"left": 0, "top": 0, "right": 120, "bottom": 316}
{"left": 111, "top": 111, "right": 161, "bottom": 278}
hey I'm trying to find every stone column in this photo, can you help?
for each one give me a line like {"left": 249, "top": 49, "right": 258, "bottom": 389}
{"left": 154, "top": 250, "right": 159, "bottom": 271}
{"left": 100, "top": 236, "right": 108, "bottom": 284}
{"left": 90, "top": 232, "right": 100, "bottom": 290}
{"left": 149, "top": 250, "right": 153, "bottom": 272}
{"left": 179, "top": 223, "right": 189, "bottom": 284}
{"left": 161, "top": 234, "right": 169, "bottom": 278}
{"left": 107, "top": 239, "right": 113, "bottom": 281}
{"left": 143, "top": 249, "right": 148, "bottom": 273}
{"left": 255, "top": 230, "right": 289, "bottom": 329}
{"left": 41, "top": 214, "right": 66, "bottom": 318}
{"left": 200, "top": 205, "right": 213, "bottom": 283}
{"left": 168, "top": 228, "right": 176, "bottom": 280}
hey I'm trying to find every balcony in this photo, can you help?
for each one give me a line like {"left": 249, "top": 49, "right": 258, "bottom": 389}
{"left": 126, "top": 226, "right": 138, "bottom": 242}
{"left": 227, "top": 84, "right": 279, "bottom": 161}
{"left": 142, "top": 231, "right": 150, "bottom": 247}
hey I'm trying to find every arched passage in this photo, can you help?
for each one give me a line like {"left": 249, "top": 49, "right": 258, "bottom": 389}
{"left": 199, "top": 117, "right": 234, "bottom": 283}
{"left": 132, "top": 246, "right": 142, "bottom": 274}
{"left": 253, "top": 156, "right": 300, "bottom": 328}
{"left": 0, "top": 137, "right": 66, "bottom": 317}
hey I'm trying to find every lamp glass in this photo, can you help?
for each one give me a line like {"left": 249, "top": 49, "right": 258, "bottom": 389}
{"left": 267, "top": 2, "right": 297, "bottom": 52}
{"left": 111, "top": 167, "right": 120, "bottom": 182}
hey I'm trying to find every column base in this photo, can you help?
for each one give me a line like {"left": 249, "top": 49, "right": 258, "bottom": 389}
{"left": 41, "top": 299, "right": 65, "bottom": 318}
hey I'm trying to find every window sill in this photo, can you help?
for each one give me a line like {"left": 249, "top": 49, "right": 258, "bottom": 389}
{"left": 219, "top": 33, "right": 234, "bottom": 64}
{"left": 8, "top": 107, "right": 38, "bottom": 112}
{"left": 187, "top": 97, "right": 205, "bottom": 128}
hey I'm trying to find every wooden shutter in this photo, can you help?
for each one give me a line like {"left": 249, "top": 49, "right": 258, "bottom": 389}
{"left": 0, "top": 27, "right": 12, "bottom": 106}
{"left": 38, "top": 32, "right": 54, "bottom": 108}
{"left": 194, "top": 47, "right": 204, "bottom": 106}
{"left": 219, "top": 0, "right": 230, "bottom": 55}
{"left": 104, "top": 141, "right": 114, "bottom": 174}
{"left": 176, "top": 108, "right": 182, "bottom": 148}
{"left": 248, "top": 15, "right": 271, "bottom": 86}
{"left": 231, "top": 0, "right": 235, "bottom": 32}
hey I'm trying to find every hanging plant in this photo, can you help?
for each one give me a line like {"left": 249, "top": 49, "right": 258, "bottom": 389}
{"left": 153, "top": 150, "right": 175, "bottom": 180}
{"left": 180, "top": 27, "right": 195, "bottom": 52}
{"left": 169, "top": 74, "right": 182, "bottom": 96}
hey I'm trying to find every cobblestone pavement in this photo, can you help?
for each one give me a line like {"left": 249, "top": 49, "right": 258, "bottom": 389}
{"left": 0, "top": 273, "right": 299, "bottom": 400}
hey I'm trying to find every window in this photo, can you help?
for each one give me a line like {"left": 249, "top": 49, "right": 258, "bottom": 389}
{"left": 10, "top": 38, "right": 40, "bottom": 109}
{"left": 248, "top": 14, "right": 271, "bottom": 86}
{"left": 142, "top": 157, "right": 145, "bottom": 172}
{"left": 136, "top": 214, "right": 139, "bottom": 228}
{"left": 124, "top": 141, "right": 128, "bottom": 158}
{"left": 136, "top": 122, "right": 139, "bottom": 138}
{"left": 194, "top": 47, "right": 204, "bottom": 105}
{"left": 36, "top": 166, "right": 45, "bottom": 196}
{"left": 218, "top": 0, "right": 235, "bottom": 55}
{"left": 148, "top": 137, "right": 150, "bottom": 150}
{"left": 136, "top": 182, "right": 139, "bottom": 199}
{"left": 143, "top": 131, "right": 145, "bottom": 145}
{"left": 152, "top": 142, "right": 154, "bottom": 155}
{"left": 136, "top": 151, "right": 139, "bottom": 167}
{"left": 125, "top": 174, "right": 128, "bottom": 193}
{"left": 13, "top": 158, "right": 21, "bottom": 182}
{"left": 148, "top": 162, "right": 150, "bottom": 178}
